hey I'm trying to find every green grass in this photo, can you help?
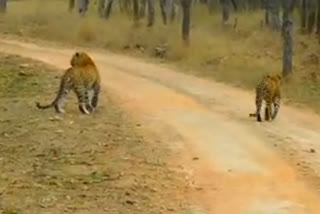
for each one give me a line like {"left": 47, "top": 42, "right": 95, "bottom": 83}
{"left": 0, "top": 0, "right": 320, "bottom": 111}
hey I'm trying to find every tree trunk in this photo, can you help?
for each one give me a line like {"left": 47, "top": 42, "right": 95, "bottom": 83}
{"left": 124, "top": 0, "right": 132, "bottom": 13}
{"left": 282, "top": 0, "right": 295, "bottom": 77}
{"left": 221, "top": 0, "right": 231, "bottom": 24}
{"left": 146, "top": 0, "right": 155, "bottom": 26}
{"left": 139, "top": 0, "right": 147, "bottom": 18}
{"left": 69, "top": 0, "right": 75, "bottom": 12}
{"left": 98, "top": 0, "right": 105, "bottom": 17}
{"left": 0, "top": 0, "right": 7, "bottom": 13}
{"left": 170, "top": 0, "right": 178, "bottom": 23}
{"left": 300, "top": 0, "right": 307, "bottom": 31}
{"left": 103, "top": 0, "right": 114, "bottom": 19}
{"left": 307, "top": 10, "right": 316, "bottom": 33}
{"left": 133, "top": 0, "right": 139, "bottom": 22}
{"left": 266, "top": 0, "right": 281, "bottom": 31}
{"left": 77, "top": 0, "right": 89, "bottom": 16}
{"left": 265, "top": 9, "right": 269, "bottom": 25}
{"left": 306, "top": 0, "right": 317, "bottom": 33}
{"left": 220, "top": 0, "right": 237, "bottom": 24}
{"left": 160, "top": 0, "right": 168, "bottom": 24}
{"left": 181, "top": 0, "right": 192, "bottom": 44}
{"left": 317, "top": 0, "right": 320, "bottom": 34}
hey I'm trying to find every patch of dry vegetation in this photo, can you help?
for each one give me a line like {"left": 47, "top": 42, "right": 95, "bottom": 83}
{"left": 0, "top": 53, "right": 188, "bottom": 213}
{"left": 0, "top": 0, "right": 320, "bottom": 110}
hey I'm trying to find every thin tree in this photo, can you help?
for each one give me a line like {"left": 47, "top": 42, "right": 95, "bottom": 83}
{"left": 282, "top": 0, "right": 296, "bottom": 77}
{"left": 265, "top": 0, "right": 281, "bottom": 31}
{"left": 77, "top": 0, "right": 89, "bottom": 16}
{"left": 300, "top": 0, "right": 307, "bottom": 32}
{"left": 306, "top": 0, "right": 317, "bottom": 33}
{"left": 169, "top": 0, "right": 179, "bottom": 23}
{"left": 181, "top": 0, "right": 192, "bottom": 44}
{"left": 103, "top": 0, "right": 114, "bottom": 19}
{"left": 133, "top": 0, "right": 139, "bottom": 22}
{"left": 140, "top": 0, "right": 147, "bottom": 18}
{"left": 146, "top": 0, "right": 155, "bottom": 26}
{"left": 98, "top": 0, "right": 105, "bottom": 17}
{"left": 0, "top": 0, "right": 7, "bottom": 13}
{"left": 317, "top": 0, "right": 320, "bottom": 34}
{"left": 220, "top": 0, "right": 237, "bottom": 24}
{"left": 160, "top": 0, "right": 168, "bottom": 24}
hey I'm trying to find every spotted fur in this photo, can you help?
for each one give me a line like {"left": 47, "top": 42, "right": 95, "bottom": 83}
{"left": 249, "top": 74, "right": 281, "bottom": 122}
{"left": 36, "top": 52, "right": 101, "bottom": 114}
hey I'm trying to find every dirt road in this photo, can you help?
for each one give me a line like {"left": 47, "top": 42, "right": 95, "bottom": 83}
{"left": 1, "top": 38, "right": 320, "bottom": 214}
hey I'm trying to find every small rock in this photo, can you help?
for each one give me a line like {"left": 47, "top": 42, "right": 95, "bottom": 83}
{"left": 310, "top": 148, "right": 316, "bottom": 153}
{"left": 19, "top": 63, "right": 30, "bottom": 69}
{"left": 123, "top": 45, "right": 131, "bottom": 50}
{"left": 49, "top": 116, "right": 63, "bottom": 122}
{"left": 192, "top": 157, "right": 199, "bottom": 161}
{"left": 167, "top": 207, "right": 175, "bottom": 212}
{"left": 2, "top": 132, "right": 9, "bottom": 138}
{"left": 125, "top": 200, "right": 135, "bottom": 205}
{"left": 18, "top": 70, "right": 28, "bottom": 76}
{"left": 55, "top": 130, "right": 63, "bottom": 134}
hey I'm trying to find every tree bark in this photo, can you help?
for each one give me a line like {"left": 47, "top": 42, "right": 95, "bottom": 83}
{"left": 306, "top": 0, "right": 317, "bottom": 33}
{"left": 139, "top": 0, "right": 147, "bottom": 18}
{"left": 0, "top": 0, "right": 7, "bottom": 13}
{"left": 160, "top": 0, "right": 168, "bottom": 24}
{"left": 307, "top": 10, "right": 316, "bottom": 33}
{"left": 170, "top": 0, "right": 178, "bottom": 23}
{"left": 98, "top": 0, "right": 105, "bottom": 17}
{"left": 146, "top": 0, "right": 155, "bottom": 26}
{"left": 181, "top": 0, "right": 192, "bottom": 44}
{"left": 220, "top": 0, "right": 237, "bottom": 24}
{"left": 317, "top": 0, "right": 320, "bottom": 34}
{"left": 282, "top": 0, "right": 295, "bottom": 77}
{"left": 103, "top": 0, "right": 114, "bottom": 19}
{"left": 266, "top": 0, "right": 281, "bottom": 31}
{"left": 133, "top": 0, "right": 139, "bottom": 22}
{"left": 300, "top": 0, "right": 307, "bottom": 31}
{"left": 77, "top": 0, "right": 89, "bottom": 16}
{"left": 282, "top": 19, "right": 293, "bottom": 77}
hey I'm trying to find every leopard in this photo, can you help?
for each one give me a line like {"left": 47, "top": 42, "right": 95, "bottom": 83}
{"left": 249, "top": 74, "right": 281, "bottom": 122}
{"left": 36, "top": 52, "right": 101, "bottom": 115}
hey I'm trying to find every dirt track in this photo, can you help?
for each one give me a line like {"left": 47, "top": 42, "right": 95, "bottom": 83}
{"left": 1, "top": 38, "right": 320, "bottom": 214}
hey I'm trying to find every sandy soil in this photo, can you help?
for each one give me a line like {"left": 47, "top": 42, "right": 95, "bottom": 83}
{"left": 1, "top": 38, "right": 320, "bottom": 214}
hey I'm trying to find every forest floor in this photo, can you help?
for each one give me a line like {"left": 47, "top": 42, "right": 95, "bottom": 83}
{"left": 1, "top": 39, "right": 320, "bottom": 213}
{"left": 0, "top": 53, "right": 190, "bottom": 214}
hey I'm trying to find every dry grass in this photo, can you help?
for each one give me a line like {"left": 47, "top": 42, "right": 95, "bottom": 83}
{"left": 1, "top": 0, "right": 320, "bottom": 110}
{"left": 0, "top": 53, "right": 188, "bottom": 213}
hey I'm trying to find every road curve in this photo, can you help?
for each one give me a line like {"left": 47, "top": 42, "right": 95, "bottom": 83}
{"left": 1, "top": 38, "right": 320, "bottom": 214}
